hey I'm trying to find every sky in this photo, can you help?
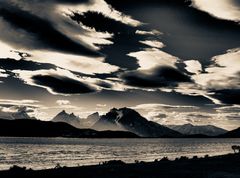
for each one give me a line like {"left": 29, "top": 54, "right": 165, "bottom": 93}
{"left": 0, "top": 0, "right": 239, "bottom": 130}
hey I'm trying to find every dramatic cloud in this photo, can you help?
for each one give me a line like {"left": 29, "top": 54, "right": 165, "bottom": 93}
{"left": 111, "top": 0, "right": 240, "bottom": 65}
{"left": 74, "top": 29, "right": 113, "bottom": 50}
{"left": 192, "top": 0, "right": 240, "bottom": 22}
{"left": 0, "top": 0, "right": 239, "bottom": 129}
{"left": 0, "top": 0, "right": 141, "bottom": 59}
{"left": 69, "top": 11, "right": 137, "bottom": 34}
{"left": 128, "top": 48, "right": 178, "bottom": 70}
{"left": 192, "top": 48, "right": 240, "bottom": 104}
{"left": 0, "top": 43, "right": 119, "bottom": 75}
{"left": 13, "top": 68, "right": 98, "bottom": 95}
{"left": 59, "top": 0, "right": 141, "bottom": 27}
{"left": 0, "top": 57, "right": 55, "bottom": 71}
{"left": 24, "top": 50, "right": 119, "bottom": 75}
{"left": 193, "top": 48, "right": 240, "bottom": 90}
{"left": 32, "top": 75, "right": 96, "bottom": 95}
{"left": 122, "top": 66, "right": 192, "bottom": 88}
{"left": 0, "top": 3, "right": 99, "bottom": 57}
{"left": 184, "top": 60, "right": 202, "bottom": 74}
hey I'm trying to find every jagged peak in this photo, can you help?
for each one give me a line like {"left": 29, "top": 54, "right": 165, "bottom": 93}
{"left": 184, "top": 123, "right": 194, "bottom": 127}
{"left": 59, "top": 110, "right": 67, "bottom": 114}
{"left": 70, "top": 113, "right": 75, "bottom": 117}
{"left": 102, "top": 107, "right": 143, "bottom": 123}
{"left": 119, "top": 107, "right": 141, "bottom": 117}
{"left": 109, "top": 107, "right": 138, "bottom": 113}
{"left": 110, "top": 108, "right": 118, "bottom": 112}
{"left": 88, "top": 112, "right": 99, "bottom": 116}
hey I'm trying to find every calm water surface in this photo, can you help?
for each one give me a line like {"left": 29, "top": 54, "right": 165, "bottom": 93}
{"left": 0, "top": 137, "right": 239, "bottom": 170}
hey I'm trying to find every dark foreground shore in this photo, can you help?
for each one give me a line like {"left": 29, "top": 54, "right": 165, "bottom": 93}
{"left": 0, "top": 153, "right": 240, "bottom": 178}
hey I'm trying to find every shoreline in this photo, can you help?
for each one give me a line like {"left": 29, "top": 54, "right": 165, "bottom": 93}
{"left": 0, "top": 136, "right": 239, "bottom": 139}
{"left": 0, "top": 153, "right": 240, "bottom": 178}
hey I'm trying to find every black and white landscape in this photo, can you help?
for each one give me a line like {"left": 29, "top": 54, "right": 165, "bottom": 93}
{"left": 1, "top": 106, "right": 239, "bottom": 138}
{"left": 0, "top": 0, "right": 239, "bottom": 131}
{"left": 0, "top": 0, "right": 239, "bottom": 177}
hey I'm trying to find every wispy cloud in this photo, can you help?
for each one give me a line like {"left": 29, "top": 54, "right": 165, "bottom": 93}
{"left": 56, "top": 100, "right": 71, "bottom": 105}
{"left": 24, "top": 50, "right": 119, "bottom": 75}
{"left": 139, "top": 40, "right": 165, "bottom": 49}
{"left": 0, "top": 99, "right": 40, "bottom": 106}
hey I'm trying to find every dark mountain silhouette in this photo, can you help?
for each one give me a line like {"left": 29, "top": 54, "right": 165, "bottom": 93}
{"left": 0, "top": 111, "right": 238, "bottom": 138}
{"left": 0, "top": 119, "right": 138, "bottom": 138}
{"left": 167, "top": 123, "right": 227, "bottom": 136}
{"left": 52, "top": 110, "right": 81, "bottom": 128}
{"left": 92, "top": 108, "right": 182, "bottom": 137}
{"left": 219, "top": 127, "right": 240, "bottom": 138}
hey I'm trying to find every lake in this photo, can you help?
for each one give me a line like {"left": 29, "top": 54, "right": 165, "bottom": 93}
{"left": 0, "top": 137, "right": 239, "bottom": 170}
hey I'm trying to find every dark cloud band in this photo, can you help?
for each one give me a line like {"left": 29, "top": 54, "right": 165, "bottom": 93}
{"left": 32, "top": 75, "right": 96, "bottom": 95}
{"left": 122, "top": 66, "right": 192, "bottom": 88}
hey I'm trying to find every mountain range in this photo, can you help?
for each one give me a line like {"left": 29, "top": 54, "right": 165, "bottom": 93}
{"left": 0, "top": 107, "right": 238, "bottom": 138}
{"left": 51, "top": 108, "right": 230, "bottom": 138}
{"left": 52, "top": 110, "right": 100, "bottom": 128}
{"left": 92, "top": 108, "right": 182, "bottom": 137}
{"left": 52, "top": 110, "right": 81, "bottom": 127}
{"left": 51, "top": 108, "right": 182, "bottom": 137}
{"left": 167, "top": 124, "right": 227, "bottom": 136}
